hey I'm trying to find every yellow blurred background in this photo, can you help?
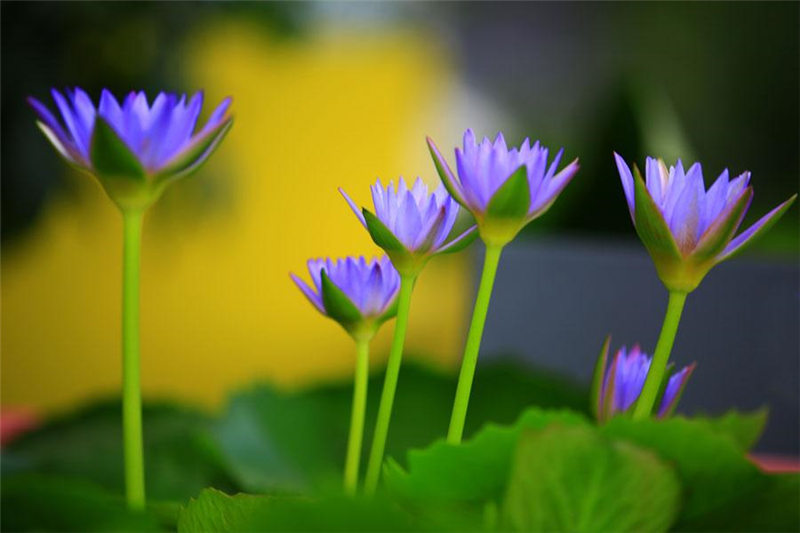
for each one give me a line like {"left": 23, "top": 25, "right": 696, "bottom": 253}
{"left": 2, "top": 22, "right": 481, "bottom": 413}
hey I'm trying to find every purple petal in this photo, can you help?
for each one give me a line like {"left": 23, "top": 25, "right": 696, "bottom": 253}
{"left": 658, "top": 363, "right": 696, "bottom": 417}
{"left": 614, "top": 152, "right": 635, "bottom": 217}
{"left": 436, "top": 225, "right": 478, "bottom": 253}
{"left": 668, "top": 166, "right": 704, "bottom": 253}
{"left": 290, "top": 273, "right": 324, "bottom": 313}
{"left": 529, "top": 158, "right": 579, "bottom": 216}
{"left": 394, "top": 189, "right": 423, "bottom": 248}
{"left": 718, "top": 194, "right": 798, "bottom": 261}
{"left": 51, "top": 88, "right": 89, "bottom": 157}
{"left": 338, "top": 188, "right": 367, "bottom": 227}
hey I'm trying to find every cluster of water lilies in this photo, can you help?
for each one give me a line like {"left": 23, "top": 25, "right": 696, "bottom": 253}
{"left": 29, "top": 87, "right": 796, "bottom": 507}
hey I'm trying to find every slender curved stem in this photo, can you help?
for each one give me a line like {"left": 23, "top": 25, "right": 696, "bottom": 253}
{"left": 447, "top": 244, "right": 503, "bottom": 444}
{"left": 632, "top": 291, "right": 688, "bottom": 420}
{"left": 122, "top": 210, "right": 146, "bottom": 509}
{"left": 364, "top": 274, "right": 416, "bottom": 495}
{"left": 344, "top": 339, "right": 370, "bottom": 495}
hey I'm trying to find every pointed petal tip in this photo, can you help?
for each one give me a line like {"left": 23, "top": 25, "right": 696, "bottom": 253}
{"left": 338, "top": 186, "right": 367, "bottom": 227}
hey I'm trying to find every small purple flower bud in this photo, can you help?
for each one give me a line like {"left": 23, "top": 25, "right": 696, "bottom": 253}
{"left": 614, "top": 153, "right": 796, "bottom": 292}
{"left": 593, "top": 341, "right": 695, "bottom": 422}
{"left": 428, "top": 129, "right": 579, "bottom": 246}
{"left": 291, "top": 256, "right": 400, "bottom": 340}
{"left": 340, "top": 177, "right": 477, "bottom": 277}
{"left": 28, "top": 88, "right": 233, "bottom": 210}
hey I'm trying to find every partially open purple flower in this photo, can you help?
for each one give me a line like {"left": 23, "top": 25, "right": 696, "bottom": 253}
{"left": 28, "top": 88, "right": 233, "bottom": 210}
{"left": 340, "top": 177, "right": 477, "bottom": 276}
{"left": 427, "top": 129, "right": 579, "bottom": 246}
{"left": 614, "top": 153, "right": 796, "bottom": 292}
{"left": 593, "top": 341, "right": 695, "bottom": 422}
{"left": 291, "top": 256, "right": 400, "bottom": 340}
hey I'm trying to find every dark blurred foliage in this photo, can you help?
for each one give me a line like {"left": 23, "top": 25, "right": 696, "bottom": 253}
{"left": 1, "top": 1, "right": 304, "bottom": 244}
{"left": 3, "top": 2, "right": 797, "bottom": 251}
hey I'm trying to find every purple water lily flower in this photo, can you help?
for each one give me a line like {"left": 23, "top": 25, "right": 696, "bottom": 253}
{"left": 29, "top": 87, "right": 233, "bottom": 209}
{"left": 427, "top": 129, "right": 579, "bottom": 246}
{"left": 614, "top": 153, "right": 796, "bottom": 292}
{"left": 593, "top": 342, "right": 695, "bottom": 422}
{"left": 291, "top": 256, "right": 400, "bottom": 339}
{"left": 340, "top": 177, "right": 477, "bottom": 276}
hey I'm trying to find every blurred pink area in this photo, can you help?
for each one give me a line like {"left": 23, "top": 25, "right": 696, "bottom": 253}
{"left": 0, "top": 407, "right": 39, "bottom": 447}
{"left": 750, "top": 453, "right": 800, "bottom": 473}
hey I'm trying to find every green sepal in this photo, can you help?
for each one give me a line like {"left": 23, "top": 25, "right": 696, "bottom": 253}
{"left": 633, "top": 165, "right": 682, "bottom": 263}
{"left": 591, "top": 335, "right": 611, "bottom": 422}
{"left": 362, "top": 208, "right": 406, "bottom": 253}
{"left": 155, "top": 118, "right": 233, "bottom": 183}
{"left": 320, "top": 270, "right": 363, "bottom": 328}
{"left": 427, "top": 137, "right": 467, "bottom": 207}
{"left": 486, "top": 166, "right": 530, "bottom": 220}
{"left": 691, "top": 187, "right": 753, "bottom": 262}
{"left": 90, "top": 117, "right": 145, "bottom": 182}
{"left": 601, "top": 349, "right": 619, "bottom": 423}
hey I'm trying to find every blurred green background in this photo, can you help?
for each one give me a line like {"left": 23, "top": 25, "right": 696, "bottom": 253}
{"left": 2, "top": 2, "right": 798, "bottom": 414}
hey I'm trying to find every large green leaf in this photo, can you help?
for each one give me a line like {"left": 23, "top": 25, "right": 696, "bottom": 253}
{"left": 177, "top": 488, "right": 424, "bottom": 532}
{"left": 502, "top": 425, "right": 680, "bottom": 532}
{"left": 696, "top": 408, "right": 768, "bottom": 452}
{"left": 212, "top": 361, "right": 588, "bottom": 494}
{"left": 384, "top": 408, "right": 589, "bottom": 504}
{"left": 2, "top": 401, "right": 238, "bottom": 502}
{"left": 602, "top": 416, "right": 799, "bottom": 531}
{"left": 1, "top": 475, "right": 162, "bottom": 532}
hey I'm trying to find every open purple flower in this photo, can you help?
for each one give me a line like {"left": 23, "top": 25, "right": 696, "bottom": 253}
{"left": 340, "top": 177, "right": 477, "bottom": 277}
{"left": 614, "top": 153, "right": 796, "bottom": 292}
{"left": 28, "top": 88, "right": 233, "bottom": 210}
{"left": 291, "top": 256, "right": 400, "bottom": 340}
{"left": 427, "top": 129, "right": 579, "bottom": 246}
{"left": 592, "top": 339, "right": 695, "bottom": 422}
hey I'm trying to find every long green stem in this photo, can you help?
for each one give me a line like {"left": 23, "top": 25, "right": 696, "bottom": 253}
{"left": 447, "top": 244, "right": 503, "bottom": 444}
{"left": 632, "top": 290, "right": 688, "bottom": 420}
{"left": 344, "top": 339, "right": 370, "bottom": 495}
{"left": 364, "top": 274, "right": 416, "bottom": 495}
{"left": 122, "top": 210, "right": 145, "bottom": 510}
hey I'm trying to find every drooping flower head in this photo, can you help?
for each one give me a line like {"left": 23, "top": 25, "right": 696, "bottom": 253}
{"left": 28, "top": 88, "right": 233, "bottom": 210}
{"left": 340, "top": 177, "right": 477, "bottom": 277}
{"left": 427, "top": 129, "right": 579, "bottom": 246}
{"left": 291, "top": 256, "right": 400, "bottom": 340}
{"left": 614, "top": 153, "right": 796, "bottom": 292}
{"left": 592, "top": 338, "right": 695, "bottom": 422}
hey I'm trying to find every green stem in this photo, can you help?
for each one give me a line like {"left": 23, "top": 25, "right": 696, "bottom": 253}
{"left": 364, "top": 274, "right": 416, "bottom": 495}
{"left": 447, "top": 244, "right": 503, "bottom": 444}
{"left": 344, "top": 339, "right": 370, "bottom": 495}
{"left": 632, "top": 290, "right": 688, "bottom": 420}
{"left": 122, "top": 210, "right": 146, "bottom": 510}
